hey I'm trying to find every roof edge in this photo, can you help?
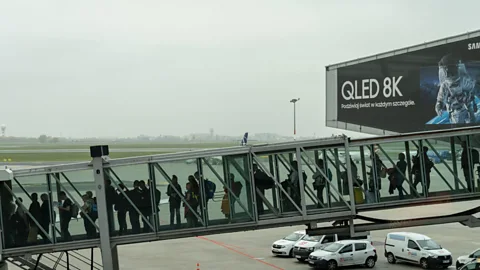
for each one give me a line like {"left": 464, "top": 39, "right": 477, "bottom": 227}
{"left": 326, "top": 29, "right": 480, "bottom": 70}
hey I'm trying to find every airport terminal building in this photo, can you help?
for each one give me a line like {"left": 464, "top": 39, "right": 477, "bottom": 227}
{"left": 325, "top": 30, "right": 480, "bottom": 136}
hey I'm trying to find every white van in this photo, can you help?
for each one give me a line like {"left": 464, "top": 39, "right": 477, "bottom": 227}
{"left": 384, "top": 232, "right": 452, "bottom": 269}
{"left": 292, "top": 232, "right": 371, "bottom": 262}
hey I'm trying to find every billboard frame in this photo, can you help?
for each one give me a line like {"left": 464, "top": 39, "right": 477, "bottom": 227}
{"left": 326, "top": 29, "right": 480, "bottom": 135}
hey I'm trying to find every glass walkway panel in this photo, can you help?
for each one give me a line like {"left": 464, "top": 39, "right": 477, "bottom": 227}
{"left": 1, "top": 127, "right": 480, "bottom": 269}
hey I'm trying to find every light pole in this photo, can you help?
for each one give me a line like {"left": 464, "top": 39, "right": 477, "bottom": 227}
{"left": 290, "top": 98, "right": 300, "bottom": 140}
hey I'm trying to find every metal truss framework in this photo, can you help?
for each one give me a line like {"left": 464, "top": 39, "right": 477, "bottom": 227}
{"left": 2, "top": 126, "right": 480, "bottom": 269}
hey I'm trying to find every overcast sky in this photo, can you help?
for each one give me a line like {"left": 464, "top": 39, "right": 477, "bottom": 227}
{"left": 1, "top": 0, "right": 479, "bottom": 138}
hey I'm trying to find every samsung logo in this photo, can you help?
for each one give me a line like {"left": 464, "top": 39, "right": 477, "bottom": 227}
{"left": 468, "top": 42, "right": 480, "bottom": 50}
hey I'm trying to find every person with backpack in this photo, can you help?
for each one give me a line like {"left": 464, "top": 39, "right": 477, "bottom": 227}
{"left": 252, "top": 164, "right": 274, "bottom": 215}
{"left": 411, "top": 146, "right": 434, "bottom": 194}
{"left": 194, "top": 171, "right": 216, "bottom": 204}
{"left": 229, "top": 173, "right": 243, "bottom": 204}
{"left": 312, "top": 159, "right": 332, "bottom": 207}
{"left": 188, "top": 175, "right": 201, "bottom": 225}
{"left": 461, "top": 141, "right": 479, "bottom": 192}
{"left": 58, "top": 191, "right": 73, "bottom": 241}
{"left": 184, "top": 181, "right": 199, "bottom": 228}
{"left": 80, "top": 194, "right": 95, "bottom": 238}
{"left": 287, "top": 161, "right": 306, "bottom": 208}
{"left": 367, "top": 153, "right": 386, "bottom": 203}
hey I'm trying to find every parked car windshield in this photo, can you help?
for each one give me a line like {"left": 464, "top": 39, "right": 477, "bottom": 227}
{"left": 323, "top": 243, "right": 343, "bottom": 253}
{"left": 417, "top": 239, "right": 441, "bottom": 250}
{"left": 302, "top": 235, "right": 323, "bottom": 242}
{"left": 284, "top": 233, "right": 304, "bottom": 241}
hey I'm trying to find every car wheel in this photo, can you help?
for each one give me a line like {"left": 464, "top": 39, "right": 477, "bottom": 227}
{"left": 288, "top": 249, "right": 293, "bottom": 258}
{"left": 327, "top": 260, "right": 338, "bottom": 270}
{"left": 456, "top": 262, "right": 464, "bottom": 269}
{"left": 365, "top": 257, "right": 376, "bottom": 268}
{"left": 420, "top": 258, "right": 428, "bottom": 269}
{"left": 386, "top": 253, "right": 396, "bottom": 264}
{"left": 296, "top": 258, "right": 305, "bottom": 262}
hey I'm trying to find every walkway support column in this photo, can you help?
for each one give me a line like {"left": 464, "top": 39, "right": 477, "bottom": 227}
{"left": 90, "top": 145, "right": 119, "bottom": 270}
{"left": 0, "top": 168, "right": 12, "bottom": 269}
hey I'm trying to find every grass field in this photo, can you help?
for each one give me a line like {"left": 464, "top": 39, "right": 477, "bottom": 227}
{"left": 0, "top": 142, "right": 241, "bottom": 150}
{"left": 0, "top": 149, "right": 406, "bottom": 163}
{"left": 0, "top": 151, "right": 170, "bottom": 162}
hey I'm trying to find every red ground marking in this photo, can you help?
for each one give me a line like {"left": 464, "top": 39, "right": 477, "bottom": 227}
{"left": 197, "top": 236, "right": 285, "bottom": 270}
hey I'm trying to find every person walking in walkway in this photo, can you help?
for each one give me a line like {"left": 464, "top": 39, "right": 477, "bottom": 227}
{"left": 58, "top": 192, "right": 73, "bottom": 241}
{"left": 115, "top": 184, "right": 129, "bottom": 236}
{"left": 167, "top": 175, "right": 182, "bottom": 228}
{"left": 27, "top": 193, "right": 41, "bottom": 244}
{"left": 39, "top": 193, "right": 52, "bottom": 243}
{"left": 312, "top": 159, "right": 332, "bottom": 207}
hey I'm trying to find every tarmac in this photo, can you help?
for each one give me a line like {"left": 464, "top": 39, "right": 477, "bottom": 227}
{"left": 6, "top": 199, "right": 480, "bottom": 270}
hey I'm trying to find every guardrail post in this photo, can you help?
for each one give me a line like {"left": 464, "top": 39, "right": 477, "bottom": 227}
{"left": 344, "top": 136, "right": 356, "bottom": 216}
{"left": 296, "top": 147, "right": 307, "bottom": 218}
{"left": 0, "top": 168, "right": 10, "bottom": 264}
{"left": 90, "top": 145, "right": 119, "bottom": 270}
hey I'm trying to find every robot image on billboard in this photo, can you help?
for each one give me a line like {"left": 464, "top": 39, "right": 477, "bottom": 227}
{"left": 422, "top": 54, "right": 480, "bottom": 125}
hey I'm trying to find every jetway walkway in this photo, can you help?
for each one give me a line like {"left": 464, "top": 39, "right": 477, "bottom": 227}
{"left": 1, "top": 126, "right": 480, "bottom": 269}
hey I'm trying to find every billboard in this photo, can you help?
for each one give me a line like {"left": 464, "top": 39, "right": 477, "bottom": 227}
{"left": 333, "top": 34, "right": 480, "bottom": 134}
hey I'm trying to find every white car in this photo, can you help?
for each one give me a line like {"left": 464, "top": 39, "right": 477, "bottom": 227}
{"left": 457, "top": 248, "right": 480, "bottom": 269}
{"left": 308, "top": 240, "right": 377, "bottom": 269}
{"left": 271, "top": 230, "right": 306, "bottom": 257}
{"left": 292, "top": 234, "right": 337, "bottom": 262}
{"left": 459, "top": 259, "right": 480, "bottom": 270}
{"left": 384, "top": 232, "right": 452, "bottom": 269}
{"left": 292, "top": 232, "right": 372, "bottom": 262}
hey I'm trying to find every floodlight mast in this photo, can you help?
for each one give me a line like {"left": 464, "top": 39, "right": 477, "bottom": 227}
{"left": 290, "top": 98, "right": 300, "bottom": 140}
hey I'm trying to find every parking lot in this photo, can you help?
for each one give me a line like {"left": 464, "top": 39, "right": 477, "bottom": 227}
{"left": 111, "top": 200, "right": 478, "bottom": 269}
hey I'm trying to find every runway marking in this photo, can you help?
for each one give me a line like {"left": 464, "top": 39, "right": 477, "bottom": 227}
{"left": 197, "top": 236, "right": 284, "bottom": 270}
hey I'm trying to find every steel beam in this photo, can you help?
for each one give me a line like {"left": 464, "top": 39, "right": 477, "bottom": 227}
{"left": 307, "top": 214, "right": 476, "bottom": 236}
{"left": 349, "top": 126, "right": 480, "bottom": 147}
{"left": 50, "top": 173, "right": 99, "bottom": 231}
{"left": 424, "top": 139, "right": 462, "bottom": 190}
{"left": 376, "top": 144, "right": 418, "bottom": 197}
{"left": 278, "top": 154, "right": 320, "bottom": 207}
{"left": 103, "top": 168, "right": 154, "bottom": 231}
{"left": 252, "top": 153, "right": 303, "bottom": 214}
{"left": 12, "top": 162, "right": 92, "bottom": 177}
{"left": 301, "top": 147, "right": 350, "bottom": 207}
{"left": 2, "top": 183, "right": 53, "bottom": 244}
{"left": 91, "top": 155, "right": 118, "bottom": 270}
{"left": 202, "top": 157, "right": 254, "bottom": 221}
{"left": 344, "top": 138, "right": 356, "bottom": 216}
{"left": 300, "top": 155, "right": 326, "bottom": 208}
{"left": 152, "top": 163, "right": 205, "bottom": 226}
{"left": 295, "top": 147, "right": 307, "bottom": 217}
{"left": 355, "top": 215, "right": 473, "bottom": 232}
